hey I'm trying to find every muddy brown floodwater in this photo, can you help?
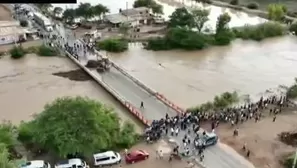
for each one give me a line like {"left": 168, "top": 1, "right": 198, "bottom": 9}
{"left": 0, "top": 54, "right": 142, "bottom": 133}
{"left": 109, "top": 36, "right": 297, "bottom": 108}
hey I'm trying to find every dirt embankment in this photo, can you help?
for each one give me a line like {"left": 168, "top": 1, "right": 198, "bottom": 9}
{"left": 0, "top": 4, "right": 13, "bottom": 21}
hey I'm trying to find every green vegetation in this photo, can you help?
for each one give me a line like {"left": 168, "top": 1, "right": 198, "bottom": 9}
{"left": 18, "top": 96, "right": 138, "bottom": 157}
{"left": 233, "top": 22, "right": 286, "bottom": 41}
{"left": 146, "top": 7, "right": 287, "bottom": 51}
{"left": 187, "top": 91, "right": 239, "bottom": 112}
{"left": 286, "top": 78, "right": 297, "bottom": 99}
{"left": 283, "top": 153, "right": 297, "bottom": 168}
{"left": 96, "top": 38, "right": 128, "bottom": 53}
{"left": 267, "top": 4, "right": 287, "bottom": 21}
{"left": 37, "top": 45, "right": 58, "bottom": 57}
{"left": 10, "top": 46, "right": 26, "bottom": 59}
{"left": 133, "top": 0, "right": 163, "bottom": 15}
{"left": 62, "top": 3, "right": 109, "bottom": 23}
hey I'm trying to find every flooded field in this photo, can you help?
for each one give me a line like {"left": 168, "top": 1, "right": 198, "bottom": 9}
{"left": 0, "top": 55, "right": 142, "bottom": 132}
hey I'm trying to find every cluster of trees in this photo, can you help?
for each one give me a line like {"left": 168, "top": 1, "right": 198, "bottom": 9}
{"left": 9, "top": 45, "right": 59, "bottom": 59}
{"left": 57, "top": 3, "right": 109, "bottom": 24}
{"left": 187, "top": 91, "right": 239, "bottom": 113}
{"left": 96, "top": 38, "right": 128, "bottom": 52}
{"left": 133, "top": 0, "right": 163, "bottom": 15}
{"left": 0, "top": 96, "right": 138, "bottom": 167}
{"left": 146, "top": 7, "right": 286, "bottom": 51}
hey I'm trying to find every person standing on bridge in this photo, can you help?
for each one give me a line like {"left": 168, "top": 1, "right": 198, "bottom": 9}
{"left": 140, "top": 101, "right": 144, "bottom": 108}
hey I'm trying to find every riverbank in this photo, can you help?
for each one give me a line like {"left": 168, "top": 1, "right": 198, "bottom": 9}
{"left": 0, "top": 52, "right": 142, "bottom": 132}
{"left": 157, "top": 0, "right": 296, "bottom": 23}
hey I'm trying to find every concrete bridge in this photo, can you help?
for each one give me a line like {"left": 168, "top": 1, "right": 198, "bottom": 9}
{"left": 54, "top": 23, "right": 254, "bottom": 168}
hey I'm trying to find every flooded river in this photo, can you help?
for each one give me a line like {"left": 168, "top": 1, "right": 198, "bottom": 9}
{"left": 109, "top": 36, "right": 297, "bottom": 108}
{"left": 0, "top": 55, "right": 142, "bottom": 132}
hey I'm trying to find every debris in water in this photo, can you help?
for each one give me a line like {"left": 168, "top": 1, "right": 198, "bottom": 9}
{"left": 52, "top": 69, "right": 91, "bottom": 81}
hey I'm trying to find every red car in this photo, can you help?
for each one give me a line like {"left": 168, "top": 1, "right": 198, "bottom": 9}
{"left": 125, "top": 150, "right": 149, "bottom": 164}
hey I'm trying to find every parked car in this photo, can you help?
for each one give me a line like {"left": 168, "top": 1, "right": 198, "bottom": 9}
{"left": 20, "top": 160, "right": 51, "bottom": 168}
{"left": 125, "top": 150, "right": 149, "bottom": 164}
{"left": 93, "top": 151, "right": 121, "bottom": 167}
{"left": 55, "top": 158, "right": 89, "bottom": 168}
{"left": 194, "top": 132, "right": 218, "bottom": 149}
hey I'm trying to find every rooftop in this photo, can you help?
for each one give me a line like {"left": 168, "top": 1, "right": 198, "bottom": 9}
{"left": 0, "top": 21, "right": 25, "bottom": 36}
{"left": 104, "top": 13, "right": 135, "bottom": 24}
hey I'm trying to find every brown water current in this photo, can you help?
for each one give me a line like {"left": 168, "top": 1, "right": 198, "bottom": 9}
{"left": 109, "top": 36, "right": 297, "bottom": 108}
{"left": 0, "top": 55, "right": 142, "bottom": 132}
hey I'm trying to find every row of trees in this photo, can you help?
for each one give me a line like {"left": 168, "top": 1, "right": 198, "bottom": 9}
{"left": 51, "top": 3, "right": 109, "bottom": 24}
{"left": 0, "top": 96, "right": 138, "bottom": 168}
{"left": 10, "top": 45, "right": 59, "bottom": 59}
{"left": 146, "top": 7, "right": 286, "bottom": 51}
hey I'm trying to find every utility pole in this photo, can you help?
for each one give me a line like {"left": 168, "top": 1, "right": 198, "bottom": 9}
{"left": 292, "top": 149, "right": 297, "bottom": 168}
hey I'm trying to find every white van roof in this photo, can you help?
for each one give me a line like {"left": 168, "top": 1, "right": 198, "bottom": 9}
{"left": 21, "top": 160, "right": 45, "bottom": 168}
{"left": 93, "top": 151, "right": 116, "bottom": 159}
{"left": 55, "top": 158, "right": 83, "bottom": 168}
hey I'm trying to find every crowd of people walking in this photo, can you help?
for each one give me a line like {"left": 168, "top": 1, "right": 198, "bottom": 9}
{"left": 144, "top": 94, "right": 291, "bottom": 162}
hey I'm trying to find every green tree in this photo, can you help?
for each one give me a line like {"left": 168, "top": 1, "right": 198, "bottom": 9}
{"left": 290, "top": 22, "right": 297, "bottom": 35}
{"left": 267, "top": 4, "right": 286, "bottom": 21}
{"left": 191, "top": 8, "right": 209, "bottom": 32}
{"left": 19, "top": 96, "right": 137, "bottom": 157}
{"left": 286, "top": 78, "right": 297, "bottom": 99}
{"left": 10, "top": 46, "right": 26, "bottom": 59}
{"left": 62, "top": 9, "right": 77, "bottom": 23}
{"left": 92, "top": 4, "right": 109, "bottom": 21}
{"left": 152, "top": 4, "right": 163, "bottom": 15}
{"left": 133, "top": 0, "right": 155, "bottom": 8}
{"left": 216, "top": 13, "right": 231, "bottom": 34}
{"left": 97, "top": 38, "right": 128, "bottom": 52}
{"left": 0, "top": 144, "right": 17, "bottom": 168}
{"left": 53, "top": 7, "right": 63, "bottom": 17}
{"left": 76, "top": 3, "right": 94, "bottom": 21}
{"left": 168, "top": 7, "right": 195, "bottom": 28}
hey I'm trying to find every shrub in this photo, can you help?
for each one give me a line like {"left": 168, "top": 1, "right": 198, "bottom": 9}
{"left": 289, "top": 22, "right": 297, "bottom": 35}
{"left": 233, "top": 22, "right": 285, "bottom": 41}
{"left": 20, "top": 20, "right": 28, "bottom": 27}
{"left": 37, "top": 45, "right": 58, "bottom": 56}
{"left": 246, "top": 2, "right": 259, "bottom": 9}
{"left": 230, "top": 0, "right": 239, "bottom": 5}
{"left": 96, "top": 38, "right": 128, "bottom": 52}
{"left": 283, "top": 154, "right": 296, "bottom": 168}
{"left": 9, "top": 46, "right": 26, "bottom": 59}
{"left": 25, "top": 46, "right": 39, "bottom": 53}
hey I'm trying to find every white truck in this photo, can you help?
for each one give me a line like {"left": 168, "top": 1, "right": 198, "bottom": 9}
{"left": 33, "top": 12, "right": 53, "bottom": 32}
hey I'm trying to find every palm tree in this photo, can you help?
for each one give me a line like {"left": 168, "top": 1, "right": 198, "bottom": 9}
{"left": 53, "top": 7, "right": 63, "bottom": 18}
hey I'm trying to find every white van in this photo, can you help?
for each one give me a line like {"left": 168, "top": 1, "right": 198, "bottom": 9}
{"left": 55, "top": 158, "right": 89, "bottom": 168}
{"left": 93, "top": 151, "right": 121, "bottom": 166}
{"left": 21, "top": 160, "right": 51, "bottom": 168}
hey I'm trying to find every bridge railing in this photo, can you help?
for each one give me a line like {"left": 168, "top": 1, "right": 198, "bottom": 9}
{"left": 64, "top": 50, "right": 150, "bottom": 127}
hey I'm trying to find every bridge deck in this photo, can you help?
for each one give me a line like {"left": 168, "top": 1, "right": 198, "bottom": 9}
{"left": 101, "top": 66, "right": 177, "bottom": 122}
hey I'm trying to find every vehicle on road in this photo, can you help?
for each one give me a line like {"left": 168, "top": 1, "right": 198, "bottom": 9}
{"left": 55, "top": 158, "right": 89, "bottom": 168}
{"left": 21, "top": 160, "right": 51, "bottom": 168}
{"left": 125, "top": 150, "right": 149, "bottom": 164}
{"left": 194, "top": 132, "right": 218, "bottom": 149}
{"left": 33, "top": 12, "right": 53, "bottom": 32}
{"left": 93, "top": 151, "right": 121, "bottom": 166}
